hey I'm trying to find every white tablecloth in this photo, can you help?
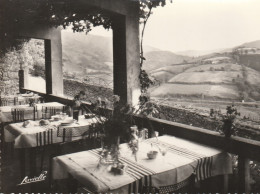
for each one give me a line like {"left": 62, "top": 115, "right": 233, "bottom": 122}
{"left": 4, "top": 115, "right": 99, "bottom": 148}
{"left": 0, "top": 102, "right": 64, "bottom": 122}
{"left": 52, "top": 135, "right": 232, "bottom": 193}
{"left": 1, "top": 94, "right": 42, "bottom": 104}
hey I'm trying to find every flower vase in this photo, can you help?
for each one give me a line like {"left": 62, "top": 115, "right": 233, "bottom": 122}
{"left": 223, "top": 120, "right": 232, "bottom": 138}
{"left": 114, "top": 136, "right": 120, "bottom": 162}
{"left": 29, "top": 102, "right": 35, "bottom": 107}
{"left": 105, "top": 136, "right": 121, "bottom": 165}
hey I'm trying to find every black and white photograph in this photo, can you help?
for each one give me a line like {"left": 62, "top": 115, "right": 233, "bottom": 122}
{"left": 0, "top": 0, "right": 260, "bottom": 193}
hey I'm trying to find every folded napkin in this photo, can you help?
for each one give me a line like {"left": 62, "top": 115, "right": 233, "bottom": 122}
{"left": 22, "top": 120, "right": 34, "bottom": 128}
{"left": 39, "top": 119, "right": 50, "bottom": 126}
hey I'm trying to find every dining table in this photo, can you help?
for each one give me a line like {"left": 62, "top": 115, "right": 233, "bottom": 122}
{"left": 4, "top": 114, "right": 102, "bottom": 181}
{"left": 52, "top": 135, "right": 233, "bottom": 193}
{"left": 4, "top": 115, "right": 101, "bottom": 148}
{"left": 0, "top": 102, "right": 64, "bottom": 123}
{"left": 1, "top": 93, "right": 42, "bottom": 105}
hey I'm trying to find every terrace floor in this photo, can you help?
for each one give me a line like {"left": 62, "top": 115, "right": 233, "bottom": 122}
{"left": 1, "top": 142, "right": 85, "bottom": 193}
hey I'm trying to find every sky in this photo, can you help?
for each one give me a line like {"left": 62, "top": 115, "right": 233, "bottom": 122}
{"left": 88, "top": 0, "right": 260, "bottom": 52}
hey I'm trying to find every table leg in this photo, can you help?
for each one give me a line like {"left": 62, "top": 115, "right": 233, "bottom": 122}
{"left": 222, "top": 174, "right": 229, "bottom": 193}
{"left": 29, "top": 148, "right": 37, "bottom": 177}
{"left": 1, "top": 123, "right": 5, "bottom": 156}
{"left": 29, "top": 148, "right": 38, "bottom": 192}
{"left": 19, "top": 148, "right": 26, "bottom": 179}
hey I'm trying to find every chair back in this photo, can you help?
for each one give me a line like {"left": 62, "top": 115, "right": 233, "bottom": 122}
{"left": 36, "top": 129, "right": 54, "bottom": 147}
{"left": 84, "top": 123, "right": 101, "bottom": 149}
{"left": 11, "top": 108, "right": 25, "bottom": 123}
{"left": 14, "top": 97, "right": 18, "bottom": 105}
{"left": 42, "top": 106, "right": 64, "bottom": 119}
{"left": 0, "top": 97, "right": 9, "bottom": 106}
{"left": 33, "top": 105, "right": 38, "bottom": 121}
{"left": 56, "top": 123, "right": 101, "bottom": 149}
{"left": 157, "top": 172, "right": 196, "bottom": 193}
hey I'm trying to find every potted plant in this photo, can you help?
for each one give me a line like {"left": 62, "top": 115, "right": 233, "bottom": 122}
{"left": 89, "top": 95, "right": 135, "bottom": 165}
{"left": 135, "top": 93, "right": 162, "bottom": 136}
{"left": 28, "top": 98, "right": 36, "bottom": 107}
{"left": 219, "top": 105, "right": 240, "bottom": 138}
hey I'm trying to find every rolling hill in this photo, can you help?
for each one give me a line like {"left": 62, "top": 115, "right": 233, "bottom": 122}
{"left": 175, "top": 48, "right": 225, "bottom": 57}
{"left": 62, "top": 30, "right": 113, "bottom": 78}
{"left": 240, "top": 40, "right": 260, "bottom": 49}
{"left": 61, "top": 32, "right": 260, "bottom": 101}
{"left": 142, "top": 51, "right": 192, "bottom": 72}
{"left": 149, "top": 40, "right": 260, "bottom": 101}
{"left": 62, "top": 30, "right": 193, "bottom": 81}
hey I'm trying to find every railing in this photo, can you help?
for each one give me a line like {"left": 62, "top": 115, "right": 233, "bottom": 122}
{"left": 20, "top": 88, "right": 260, "bottom": 193}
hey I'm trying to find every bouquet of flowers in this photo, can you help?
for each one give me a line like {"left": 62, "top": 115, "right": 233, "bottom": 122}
{"left": 28, "top": 98, "right": 36, "bottom": 107}
{"left": 219, "top": 105, "right": 240, "bottom": 138}
{"left": 89, "top": 95, "right": 136, "bottom": 165}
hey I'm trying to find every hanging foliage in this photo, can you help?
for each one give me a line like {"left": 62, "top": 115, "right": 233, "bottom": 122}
{"left": 139, "top": 0, "right": 172, "bottom": 94}
{"left": 0, "top": 0, "right": 112, "bottom": 56}
{"left": 0, "top": 0, "right": 171, "bottom": 96}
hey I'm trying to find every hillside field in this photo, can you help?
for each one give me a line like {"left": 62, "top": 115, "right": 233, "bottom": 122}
{"left": 150, "top": 84, "right": 239, "bottom": 99}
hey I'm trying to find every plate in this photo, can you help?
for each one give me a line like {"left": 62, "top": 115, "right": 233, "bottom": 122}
{"left": 60, "top": 119, "right": 74, "bottom": 126}
{"left": 60, "top": 122, "right": 72, "bottom": 126}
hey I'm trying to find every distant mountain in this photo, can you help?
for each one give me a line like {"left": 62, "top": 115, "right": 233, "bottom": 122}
{"left": 143, "top": 45, "right": 161, "bottom": 53}
{"left": 175, "top": 40, "right": 260, "bottom": 58}
{"left": 240, "top": 40, "right": 260, "bottom": 49}
{"left": 143, "top": 51, "right": 192, "bottom": 72}
{"left": 149, "top": 39, "right": 260, "bottom": 101}
{"left": 62, "top": 30, "right": 192, "bottom": 79}
{"left": 175, "top": 48, "right": 225, "bottom": 57}
{"left": 62, "top": 31, "right": 113, "bottom": 77}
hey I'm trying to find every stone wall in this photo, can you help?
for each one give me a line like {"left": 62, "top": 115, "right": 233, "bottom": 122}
{"left": 63, "top": 79, "right": 113, "bottom": 102}
{"left": 157, "top": 104, "right": 260, "bottom": 141}
{"left": 158, "top": 104, "right": 221, "bottom": 131}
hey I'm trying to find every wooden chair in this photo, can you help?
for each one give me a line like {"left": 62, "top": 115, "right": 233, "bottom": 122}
{"left": 0, "top": 97, "right": 9, "bottom": 106}
{"left": 39, "top": 124, "right": 99, "bottom": 189}
{"left": 11, "top": 108, "right": 25, "bottom": 122}
{"left": 13, "top": 97, "right": 18, "bottom": 105}
{"left": 34, "top": 128, "right": 58, "bottom": 188}
{"left": 56, "top": 123, "right": 101, "bottom": 150}
{"left": 154, "top": 172, "right": 196, "bottom": 194}
{"left": 77, "top": 163, "right": 196, "bottom": 194}
{"left": 42, "top": 106, "right": 64, "bottom": 119}
{"left": 35, "top": 129, "right": 54, "bottom": 171}
{"left": 11, "top": 106, "right": 38, "bottom": 123}
{"left": 82, "top": 123, "right": 102, "bottom": 149}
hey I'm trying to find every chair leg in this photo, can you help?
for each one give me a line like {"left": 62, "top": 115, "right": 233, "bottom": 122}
{"left": 0, "top": 123, "right": 4, "bottom": 155}
{"left": 49, "top": 152, "right": 55, "bottom": 189}
{"left": 68, "top": 173, "right": 78, "bottom": 193}
{"left": 40, "top": 147, "right": 45, "bottom": 172}
{"left": 49, "top": 145, "right": 61, "bottom": 189}
{"left": 11, "top": 142, "right": 15, "bottom": 159}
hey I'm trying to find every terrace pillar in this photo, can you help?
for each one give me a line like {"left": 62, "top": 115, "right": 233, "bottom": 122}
{"left": 113, "top": 4, "right": 141, "bottom": 106}
{"left": 44, "top": 29, "right": 63, "bottom": 96}
{"left": 18, "top": 68, "right": 29, "bottom": 93}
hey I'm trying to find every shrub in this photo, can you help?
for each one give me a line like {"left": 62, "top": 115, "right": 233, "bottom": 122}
{"left": 30, "top": 63, "right": 45, "bottom": 79}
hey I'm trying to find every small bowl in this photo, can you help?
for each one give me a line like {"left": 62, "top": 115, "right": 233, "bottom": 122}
{"left": 84, "top": 113, "right": 95, "bottom": 119}
{"left": 52, "top": 116, "right": 60, "bottom": 121}
{"left": 39, "top": 119, "right": 50, "bottom": 126}
{"left": 147, "top": 151, "right": 158, "bottom": 159}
